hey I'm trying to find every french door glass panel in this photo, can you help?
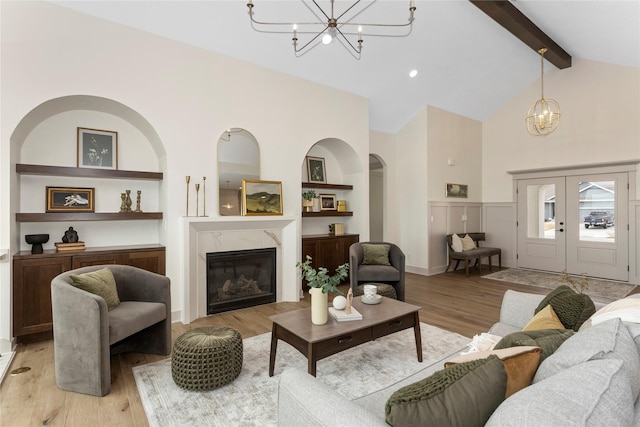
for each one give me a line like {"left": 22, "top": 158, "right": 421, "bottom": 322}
{"left": 566, "top": 173, "right": 628, "bottom": 281}
{"left": 517, "top": 178, "right": 565, "bottom": 272}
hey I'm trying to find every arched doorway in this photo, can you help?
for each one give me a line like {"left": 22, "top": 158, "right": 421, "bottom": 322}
{"left": 369, "top": 154, "right": 384, "bottom": 241}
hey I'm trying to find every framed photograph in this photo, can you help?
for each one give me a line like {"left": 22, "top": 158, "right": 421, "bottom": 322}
{"left": 46, "top": 187, "right": 95, "bottom": 213}
{"left": 77, "top": 127, "right": 118, "bottom": 170}
{"left": 446, "top": 183, "right": 468, "bottom": 198}
{"left": 319, "top": 194, "right": 337, "bottom": 211}
{"left": 242, "top": 179, "right": 283, "bottom": 216}
{"left": 306, "top": 156, "right": 327, "bottom": 184}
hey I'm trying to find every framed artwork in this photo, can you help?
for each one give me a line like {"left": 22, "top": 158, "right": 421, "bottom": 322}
{"left": 446, "top": 183, "right": 468, "bottom": 198}
{"left": 306, "top": 156, "right": 327, "bottom": 184}
{"left": 242, "top": 179, "right": 283, "bottom": 216}
{"left": 77, "top": 127, "right": 118, "bottom": 170}
{"left": 46, "top": 187, "right": 95, "bottom": 213}
{"left": 319, "top": 194, "right": 337, "bottom": 210}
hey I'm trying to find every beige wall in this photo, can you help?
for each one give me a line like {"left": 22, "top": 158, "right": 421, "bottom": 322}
{"left": 427, "top": 105, "right": 483, "bottom": 203}
{"left": 483, "top": 59, "right": 640, "bottom": 202}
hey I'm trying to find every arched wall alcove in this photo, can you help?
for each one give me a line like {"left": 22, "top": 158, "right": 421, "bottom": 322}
{"left": 10, "top": 95, "right": 167, "bottom": 251}
{"left": 301, "top": 137, "right": 365, "bottom": 237}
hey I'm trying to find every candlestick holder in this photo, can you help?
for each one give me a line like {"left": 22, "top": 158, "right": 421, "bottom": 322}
{"left": 185, "top": 176, "right": 191, "bottom": 216}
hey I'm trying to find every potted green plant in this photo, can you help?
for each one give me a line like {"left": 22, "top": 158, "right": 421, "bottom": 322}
{"left": 297, "top": 255, "right": 349, "bottom": 325}
{"left": 301, "top": 190, "right": 317, "bottom": 212}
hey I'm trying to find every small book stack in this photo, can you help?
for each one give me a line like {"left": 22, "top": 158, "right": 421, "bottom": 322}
{"left": 55, "top": 241, "right": 86, "bottom": 252}
{"left": 329, "top": 306, "right": 363, "bottom": 322}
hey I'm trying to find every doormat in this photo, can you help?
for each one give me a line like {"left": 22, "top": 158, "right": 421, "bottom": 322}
{"left": 483, "top": 269, "right": 636, "bottom": 303}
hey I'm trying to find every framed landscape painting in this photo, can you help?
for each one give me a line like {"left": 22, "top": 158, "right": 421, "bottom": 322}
{"left": 306, "top": 156, "right": 327, "bottom": 184}
{"left": 77, "top": 127, "right": 118, "bottom": 170}
{"left": 446, "top": 183, "right": 468, "bottom": 198}
{"left": 46, "top": 187, "right": 95, "bottom": 213}
{"left": 242, "top": 180, "right": 283, "bottom": 216}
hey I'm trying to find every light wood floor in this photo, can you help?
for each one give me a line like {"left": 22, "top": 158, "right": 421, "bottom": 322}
{"left": 0, "top": 268, "right": 578, "bottom": 426}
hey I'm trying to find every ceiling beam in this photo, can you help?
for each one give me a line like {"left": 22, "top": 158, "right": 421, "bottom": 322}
{"left": 469, "top": 0, "right": 572, "bottom": 69}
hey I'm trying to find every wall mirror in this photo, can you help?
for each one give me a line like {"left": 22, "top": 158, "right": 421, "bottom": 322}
{"left": 218, "top": 128, "right": 260, "bottom": 216}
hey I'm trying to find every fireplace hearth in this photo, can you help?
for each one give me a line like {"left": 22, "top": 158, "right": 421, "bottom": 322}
{"left": 206, "top": 248, "right": 276, "bottom": 314}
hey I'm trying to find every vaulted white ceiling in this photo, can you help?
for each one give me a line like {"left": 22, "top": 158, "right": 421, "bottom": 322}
{"left": 51, "top": 1, "right": 640, "bottom": 133}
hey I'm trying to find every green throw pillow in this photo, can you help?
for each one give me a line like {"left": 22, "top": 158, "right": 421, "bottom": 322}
{"left": 70, "top": 268, "right": 120, "bottom": 310}
{"left": 535, "top": 285, "right": 596, "bottom": 331}
{"left": 493, "top": 329, "right": 575, "bottom": 363}
{"left": 385, "top": 355, "right": 507, "bottom": 427}
{"left": 361, "top": 244, "right": 391, "bottom": 265}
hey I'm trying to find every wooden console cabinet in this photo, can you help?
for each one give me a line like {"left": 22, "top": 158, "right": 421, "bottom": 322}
{"left": 302, "top": 234, "right": 359, "bottom": 286}
{"left": 12, "top": 244, "right": 165, "bottom": 343}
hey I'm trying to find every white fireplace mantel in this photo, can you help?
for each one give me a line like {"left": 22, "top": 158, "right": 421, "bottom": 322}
{"left": 182, "top": 216, "right": 299, "bottom": 324}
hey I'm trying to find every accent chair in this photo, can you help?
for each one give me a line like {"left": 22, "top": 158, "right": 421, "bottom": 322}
{"left": 349, "top": 242, "right": 406, "bottom": 301}
{"left": 51, "top": 264, "right": 171, "bottom": 396}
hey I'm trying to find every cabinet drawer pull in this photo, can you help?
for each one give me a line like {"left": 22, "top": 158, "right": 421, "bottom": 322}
{"left": 338, "top": 336, "right": 353, "bottom": 344}
{"left": 389, "top": 320, "right": 402, "bottom": 327}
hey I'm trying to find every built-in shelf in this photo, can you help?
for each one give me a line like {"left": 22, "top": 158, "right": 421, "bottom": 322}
{"left": 302, "top": 211, "right": 353, "bottom": 217}
{"left": 302, "top": 182, "right": 353, "bottom": 190}
{"left": 16, "top": 164, "right": 163, "bottom": 180}
{"left": 16, "top": 212, "right": 163, "bottom": 222}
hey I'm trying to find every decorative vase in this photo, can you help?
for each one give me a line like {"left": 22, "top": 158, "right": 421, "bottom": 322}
{"left": 302, "top": 198, "right": 314, "bottom": 212}
{"left": 309, "top": 287, "right": 328, "bottom": 325}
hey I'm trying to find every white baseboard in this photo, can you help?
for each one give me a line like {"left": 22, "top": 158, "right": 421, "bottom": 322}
{"left": 0, "top": 351, "right": 16, "bottom": 385}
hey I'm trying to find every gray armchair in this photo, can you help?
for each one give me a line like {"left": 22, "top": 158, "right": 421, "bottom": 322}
{"left": 349, "top": 242, "right": 405, "bottom": 301}
{"left": 51, "top": 264, "right": 171, "bottom": 396}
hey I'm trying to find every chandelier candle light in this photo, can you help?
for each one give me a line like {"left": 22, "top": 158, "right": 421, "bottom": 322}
{"left": 247, "top": 0, "right": 416, "bottom": 58}
{"left": 526, "top": 48, "right": 561, "bottom": 136}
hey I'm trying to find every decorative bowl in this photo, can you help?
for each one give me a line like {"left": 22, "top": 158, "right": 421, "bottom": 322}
{"left": 25, "top": 234, "right": 49, "bottom": 254}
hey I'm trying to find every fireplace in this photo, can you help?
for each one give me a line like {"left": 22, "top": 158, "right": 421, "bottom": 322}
{"left": 206, "top": 247, "right": 276, "bottom": 314}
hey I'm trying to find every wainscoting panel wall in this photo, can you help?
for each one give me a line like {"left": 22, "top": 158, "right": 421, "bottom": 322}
{"left": 483, "top": 203, "right": 517, "bottom": 269}
{"left": 428, "top": 205, "right": 449, "bottom": 273}
{"left": 429, "top": 202, "right": 483, "bottom": 274}
{"left": 631, "top": 201, "right": 640, "bottom": 284}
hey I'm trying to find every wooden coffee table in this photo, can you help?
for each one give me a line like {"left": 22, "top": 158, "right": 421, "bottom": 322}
{"left": 269, "top": 296, "right": 422, "bottom": 377}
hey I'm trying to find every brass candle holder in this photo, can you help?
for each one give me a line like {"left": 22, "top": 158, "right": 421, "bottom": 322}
{"left": 195, "top": 183, "right": 200, "bottom": 217}
{"left": 202, "top": 176, "right": 207, "bottom": 216}
{"left": 185, "top": 176, "right": 191, "bottom": 216}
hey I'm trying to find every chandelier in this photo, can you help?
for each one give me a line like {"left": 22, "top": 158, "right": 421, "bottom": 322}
{"left": 526, "top": 48, "right": 561, "bottom": 136}
{"left": 246, "top": 0, "right": 417, "bottom": 58}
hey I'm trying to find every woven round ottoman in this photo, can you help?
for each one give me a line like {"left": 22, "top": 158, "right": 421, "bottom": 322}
{"left": 354, "top": 283, "right": 398, "bottom": 299}
{"left": 171, "top": 326, "right": 243, "bottom": 391}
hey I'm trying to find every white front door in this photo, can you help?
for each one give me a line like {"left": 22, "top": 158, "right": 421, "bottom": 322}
{"left": 565, "top": 173, "right": 628, "bottom": 281}
{"left": 517, "top": 177, "right": 566, "bottom": 272}
{"left": 517, "top": 174, "right": 629, "bottom": 281}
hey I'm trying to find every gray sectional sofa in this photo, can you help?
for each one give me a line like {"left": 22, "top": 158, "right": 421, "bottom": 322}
{"left": 278, "top": 290, "right": 640, "bottom": 426}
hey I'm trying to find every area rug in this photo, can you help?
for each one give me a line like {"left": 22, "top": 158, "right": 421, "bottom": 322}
{"left": 482, "top": 269, "right": 636, "bottom": 303}
{"left": 133, "top": 323, "right": 470, "bottom": 427}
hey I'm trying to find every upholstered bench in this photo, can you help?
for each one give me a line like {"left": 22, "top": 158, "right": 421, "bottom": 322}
{"left": 354, "top": 283, "right": 398, "bottom": 299}
{"left": 171, "top": 326, "right": 243, "bottom": 390}
{"left": 446, "top": 232, "right": 502, "bottom": 276}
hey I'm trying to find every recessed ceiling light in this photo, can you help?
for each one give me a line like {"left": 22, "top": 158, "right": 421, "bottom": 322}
{"left": 409, "top": 69, "right": 418, "bottom": 78}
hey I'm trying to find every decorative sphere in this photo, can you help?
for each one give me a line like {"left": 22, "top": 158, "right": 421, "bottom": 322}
{"left": 332, "top": 295, "right": 347, "bottom": 310}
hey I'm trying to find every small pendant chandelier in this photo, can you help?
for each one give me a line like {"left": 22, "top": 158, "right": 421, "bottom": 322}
{"left": 526, "top": 48, "right": 561, "bottom": 136}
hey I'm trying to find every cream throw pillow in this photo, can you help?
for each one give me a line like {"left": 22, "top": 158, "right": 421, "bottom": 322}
{"left": 580, "top": 294, "right": 640, "bottom": 330}
{"left": 451, "top": 234, "right": 463, "bottom": 252}
{"left": 462, "top": 234, "right": 476, "bottom": 251}
{"left": 523, "top": 304, "right": 565, "bottom": 331}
